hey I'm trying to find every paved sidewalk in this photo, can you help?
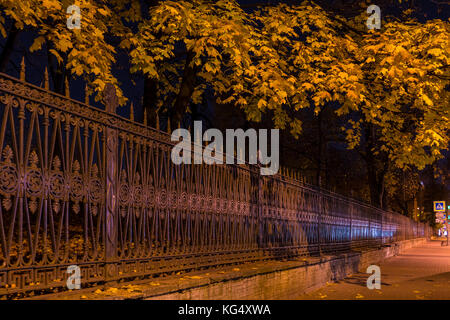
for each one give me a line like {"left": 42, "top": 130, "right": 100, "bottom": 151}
{"left": 297, "top": 240, "right": 450, "bottom": 300}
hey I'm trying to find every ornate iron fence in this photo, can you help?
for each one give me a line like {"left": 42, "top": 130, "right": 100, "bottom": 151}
{"left": 0, "top": 69, "right": 431, "bottom": 296}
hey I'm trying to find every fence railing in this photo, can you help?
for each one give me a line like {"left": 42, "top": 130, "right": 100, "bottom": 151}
{"left": 0, "top": 70, "right": 432, "bottom": 296}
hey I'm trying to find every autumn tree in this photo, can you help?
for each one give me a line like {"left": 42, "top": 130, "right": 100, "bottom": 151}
{"left": 124, "top": 0, "right": 297, "bottom": 130}
{"left": 251, "top": 2, "right": 449, "bottom": 207}
{"left": 346, "top": 18, "right": 449, "bottom": 207}
{"left": 0, "top": 0, "right": 125, "bottom": 103}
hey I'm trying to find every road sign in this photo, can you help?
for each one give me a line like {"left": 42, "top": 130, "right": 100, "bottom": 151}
{"left": 434, "top": 201, "right": 446, "bottom": 212}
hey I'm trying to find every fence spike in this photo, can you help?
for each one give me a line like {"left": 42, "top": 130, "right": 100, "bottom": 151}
{"left": 65, "top": 77, "right": 70, "bottom": 97}
{"left": 85, "top": 84, "right": 89, "bottom": 104}
{"left": 156, "top": 113, "right": 160, "bottom": 130}
{"left": 20, "top": 57, "right": 25, "bottom": 81}
{"left": 130, "top": 102, "right": 134, "bottom": 121}
{"left": 144, "top": 108, "right": 148, "bottom": 126}
{"left": 44, "top": 68, "right": 49, "bottom": 90}
{"left": 167, "top": 117, "right": 171, "bottom": 134}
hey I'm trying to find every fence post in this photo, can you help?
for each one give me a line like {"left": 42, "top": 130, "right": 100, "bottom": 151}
{"left": 318, "top": 192, "right": 322, "bottom": 255}
{"left": 349, "top": 202, "right": 352, "bottom": 250}
{"left": 257, "top": 165, "right": 264, "bottom": 253}
{"left": 104, "top": 84, "right": 119, "bottom": 281}
{"left": 380, "top": 211, "right": 383, "bottom": 247}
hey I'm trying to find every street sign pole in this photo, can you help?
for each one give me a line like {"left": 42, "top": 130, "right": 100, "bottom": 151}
{"left": 445, "top": 204, "right": 450, "bottom": 247}
{"left": 434, "top": 201, "right": 447, "bottom": 245}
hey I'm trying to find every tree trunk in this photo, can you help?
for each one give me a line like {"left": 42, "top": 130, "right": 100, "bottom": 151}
{"left": 170, "top": 50, "right": 198, "bottom": 130}
{"left": 0, "top": 25, "right": 19, "bottom": 73}
{"left": 143, "top": 77, "right": 159, "bottom": 127}
{"left": 140, "top": 0, "right": 160, "bottom": 128}
{"left": 366, "top": 157, "right": 385, "bottom": 208}
{"left": 46, "top": 41, "right": 66, "bottom": 94}
{"left": 316, "top": 109, "right": 323, "bottom": 187}
{"left": 363, "top": 122, "right": 387, "bottom": 209}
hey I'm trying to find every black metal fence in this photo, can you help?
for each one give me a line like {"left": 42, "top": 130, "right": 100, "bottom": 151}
{"left": 0, "top": 70, "right": 431, "bottom": 296}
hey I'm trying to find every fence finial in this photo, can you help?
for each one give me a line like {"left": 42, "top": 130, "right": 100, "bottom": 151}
{"left": 65, "top": 77, "right": 70, "bottom": 97}
{"left": 44, "top": 68, "right": 49, "bottom": 90}
{"left": 85, "top": 84, "right": 89, "bottom": 104}
{"left": 130, "top": 102, "right": 134, "bottom": 121}
{"left": 20, "top": 57, "right": 25, "bottom": 81}
{"left": 167, "top": 117, "right": 171, "bottom": 134}
{"left": 143, "top": 108, "right": 147, "bottom": 126}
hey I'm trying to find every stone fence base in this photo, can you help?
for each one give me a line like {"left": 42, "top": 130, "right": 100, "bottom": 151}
{"left": 29, "top": 238, "right": 428, "bottom": 300}
{"left": 146, "top": 238, "right": 427, "bottom": 300}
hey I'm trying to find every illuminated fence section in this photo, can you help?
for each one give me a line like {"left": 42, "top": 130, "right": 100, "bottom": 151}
{"left": 0, "top": 71, "right": 432, "bottom": 295}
